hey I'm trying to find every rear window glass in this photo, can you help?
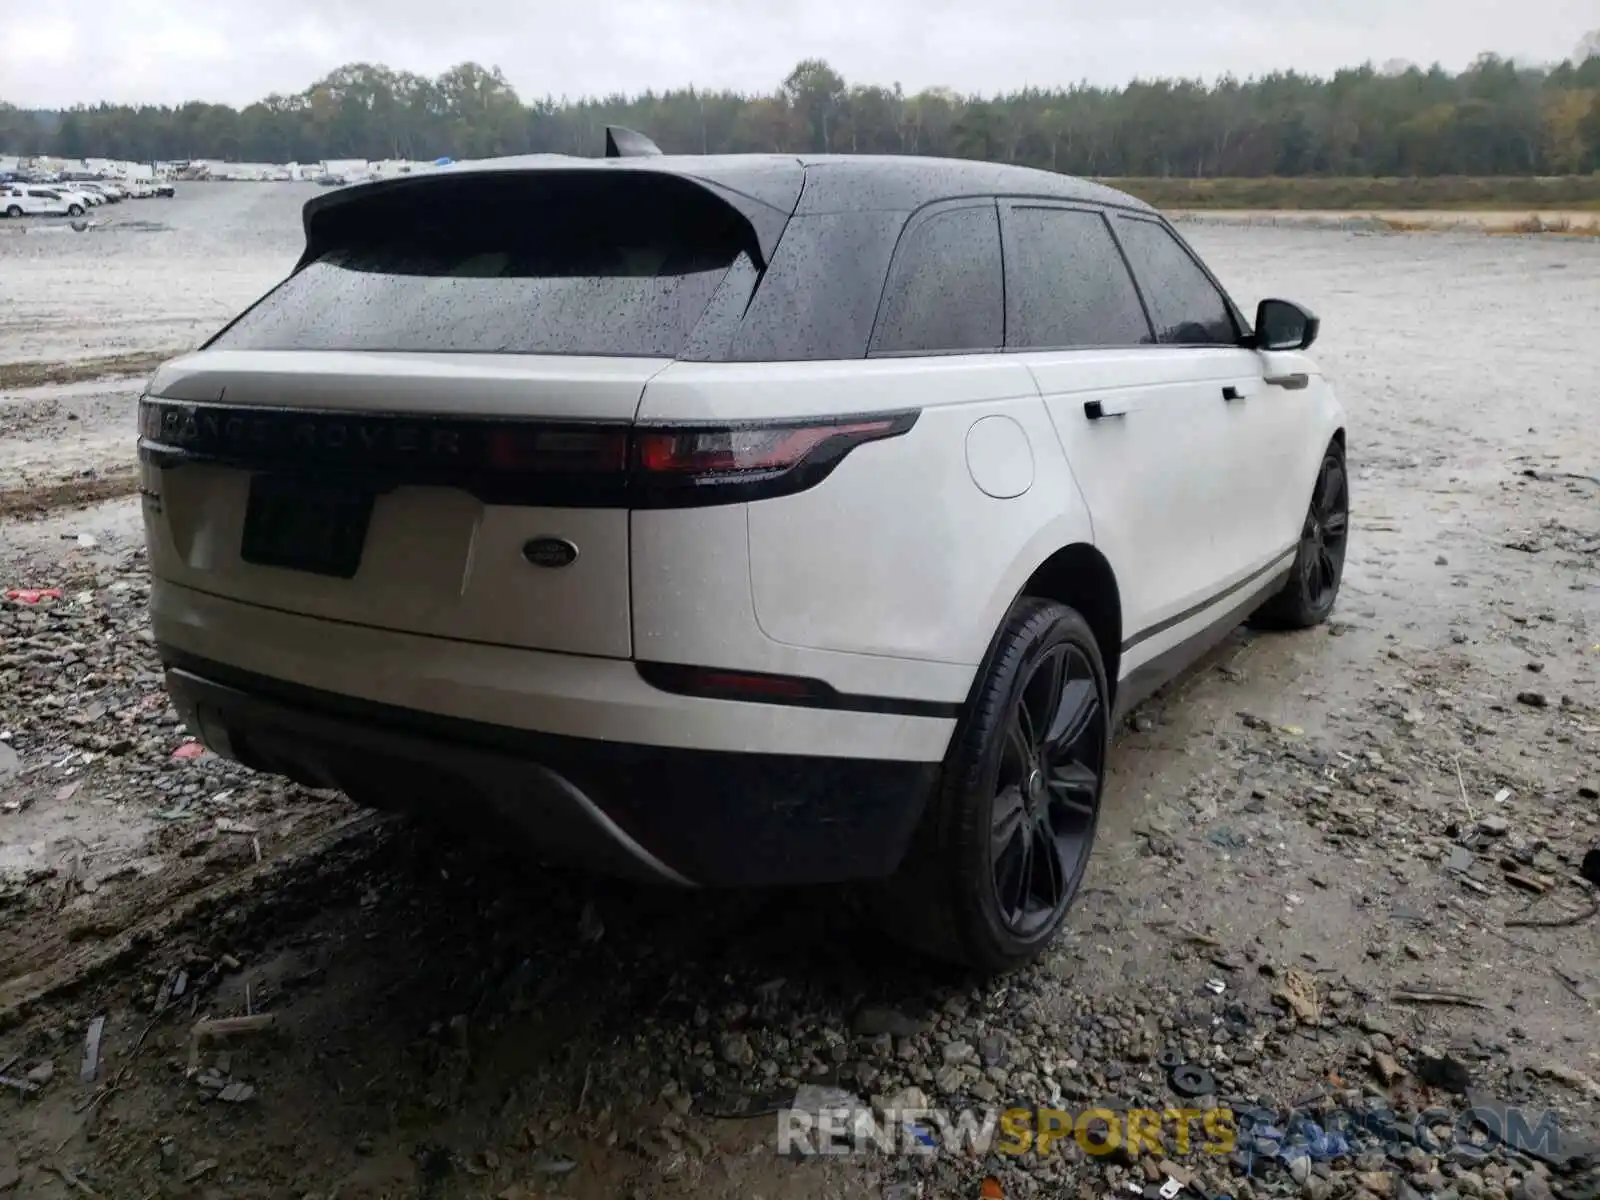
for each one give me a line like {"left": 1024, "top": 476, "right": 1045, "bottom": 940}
{"left": 208, "top": 175, "right": 754, "bottom": 357}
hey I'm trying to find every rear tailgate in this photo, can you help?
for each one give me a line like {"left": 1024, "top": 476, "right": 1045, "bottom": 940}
{"left": 142, "top": 353, "right": 659, "bottom": 658}
{"left": 140, "top": 167, "right": 784, "bottom": 659}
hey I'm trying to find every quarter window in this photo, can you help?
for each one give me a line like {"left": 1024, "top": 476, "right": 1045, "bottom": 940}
{"left": 728, "top": 211, "right": 901, "bottom": 362}
{"left": 1003, "top": 207, "right": 1152, "bottom": 349}
{"left": 870, "top": 204, "right": 1003, "bottom": 355}
{"left": 1113, "top": 217, "right": 1239, "bottom": 346}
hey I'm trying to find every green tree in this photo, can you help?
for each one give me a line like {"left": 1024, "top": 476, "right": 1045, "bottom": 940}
{"left": 7, "top": 52, "right": 1600, "bottom": 179}
{"left": 782, "top": 58, "right": 846, "bottom": 151}
{"left": 54, "top": 110, "right": 86, "bottom": 158}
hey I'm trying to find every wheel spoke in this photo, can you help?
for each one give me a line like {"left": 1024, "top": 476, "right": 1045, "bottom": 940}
{"left": 993, "top": 822, "right": 1028, "bottom": 917}
{"left": 1032, "top": 815, "right": 1065, "bottom": 905}
{"left": 1045, "top": 677, "right": 1099, "bottom": 758}
{"left": 991, "top": 786, "right": 1026, "bottom": 857}
{"left": 1008, "top": 827, "right": 1034, "bottom": 917}
{"left": 1316, "top": 465, "right": 1341, "bottom": 515}
{"left": 1048, "top": 760, "right": 1099, "bottom": 816}
{"left": 1003, "top": 713, "right": 1031, "bottom": 782}
{"left": 1013, "top": 696, "right": 1037, "bottom": 760}
{"left": 1321, "top": 511, "right": 1348, "bottom": 538}
{"left": 1022, "top": 647, "right": 1064, "bottom": 749}
{"left": 1317, "top": 547, "right": 1337, "bottom": 595}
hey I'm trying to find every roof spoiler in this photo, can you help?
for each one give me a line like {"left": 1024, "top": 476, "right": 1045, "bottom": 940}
{"left": 295, "top": 164, "right": 797, "bottom": 268}
{"left": 605, "top": 126, "right": 662, "bottom": 158}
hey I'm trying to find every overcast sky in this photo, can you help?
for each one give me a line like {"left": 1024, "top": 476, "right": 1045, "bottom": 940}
{"left": 3, "top": 0, "right": 1596, "bottom": 109}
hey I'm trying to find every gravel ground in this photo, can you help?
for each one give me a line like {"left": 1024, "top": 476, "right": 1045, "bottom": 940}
{"left": 0, "top": 184, "right": 1597, "bottom": 1200}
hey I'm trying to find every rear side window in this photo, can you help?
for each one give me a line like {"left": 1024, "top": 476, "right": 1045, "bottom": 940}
{"left": 208, "top": 175, "right": 754, "bottom": 357}
{"left": 1112, "top": 217, "right": 1239, "bottom": 346}
{"left": 870, "top": 204, "right": 1002, "bottom": 355}
{"left": 1003, "top": 206, "right": 1151, "bottom": 349}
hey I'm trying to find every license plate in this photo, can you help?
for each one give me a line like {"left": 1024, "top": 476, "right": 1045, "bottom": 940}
{"left": 240, "top": 475, "right": 374, "bottom": 578}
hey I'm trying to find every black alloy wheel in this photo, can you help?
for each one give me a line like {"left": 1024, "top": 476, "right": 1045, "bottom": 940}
{"left": 1301, "top": 450, "right": 1348, "bottom": 611}
{"left": 879, "top": 598, "right": 1110, "bottom": 972}
{"left": 988, "top": 640, "right": 1104, "bottom": 937}
{"left": 1253, "top": 441, "right": 1349, "bottom": 629}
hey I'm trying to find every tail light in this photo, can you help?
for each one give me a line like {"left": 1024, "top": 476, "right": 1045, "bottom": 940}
{"left": 632, "top": 413, "right": 916, "bottom": 506}
{"left": 138, "top": 399, "right": 916, "bottom": 509}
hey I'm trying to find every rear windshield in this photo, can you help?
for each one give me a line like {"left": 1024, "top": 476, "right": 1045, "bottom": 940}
{"left": 208, "top": 174, "right": 754, "bottom": 358}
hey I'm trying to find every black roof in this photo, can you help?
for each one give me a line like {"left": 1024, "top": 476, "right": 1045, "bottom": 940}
{"left": 790, "top": 154, "right": 1153, "bottom": 216}
{"left": 300, "top": 152, "right": 1155, "bottom": 270}
{"left": 312, "top": 151, "right": 1151, "bottom": 222}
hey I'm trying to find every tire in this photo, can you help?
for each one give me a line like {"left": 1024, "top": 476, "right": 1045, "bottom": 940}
{"left": 1252, "top": 440, "right": 1349, "bottom": 630}
{"left": 878, "top": 598, "right": 1111, "bottom": 973}
{"left": 67, "top": 204, "right": 84, "bottom": 217}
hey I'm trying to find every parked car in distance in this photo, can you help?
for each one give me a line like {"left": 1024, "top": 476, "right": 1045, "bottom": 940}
{"left": 137, "top": 138, "right": 1348, "bottom": 972}
{"left": 2, "top": 185, "right": 78, "bottom": 217}
{"left": 50, "top": 187, "right": 95, "bottom": 215}
{"left": 152, "top": 183, "right": 175, "bottom": 198}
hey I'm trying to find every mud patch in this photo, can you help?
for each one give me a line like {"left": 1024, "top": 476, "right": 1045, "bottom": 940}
{"left": 0, "top": 472, "right": 140, "bottom": 519}
{"left": 89, "top": 219, "right": 176, "bottom": 235}
{"left": 0, "top": 351, "right": 176, "bottom": 391}
{"left": 0, "top": 382, "right": 145, "bottom": 516}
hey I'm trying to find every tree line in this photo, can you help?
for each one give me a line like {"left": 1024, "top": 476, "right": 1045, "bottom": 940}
{"left": 3, "top": 46, "right": 1600, "bottom": 177}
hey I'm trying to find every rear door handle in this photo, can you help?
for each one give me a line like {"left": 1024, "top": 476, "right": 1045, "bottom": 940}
{"left": 1223, "top": 385, "right": 1244, "bottom": 401}
{"left": 1263, "top": 372, "right": 1310, "bottom": 390}
{"left": 1084, "top": 399, "right": 1128, "bottom": 421}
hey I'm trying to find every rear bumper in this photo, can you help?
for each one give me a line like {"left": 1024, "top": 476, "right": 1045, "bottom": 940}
{"left": 164, "top": 654, "right": 940, "bottom": 887}
{"left": 148, "top": 579, "right": 957, "bottom": 761}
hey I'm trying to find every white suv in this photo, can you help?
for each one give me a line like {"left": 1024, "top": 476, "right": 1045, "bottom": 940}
{"left": 139, "top": 137, "right": 1347, "bottom": 970}
{"left": 2, "top": 186, "right": 86, "bottom": 217}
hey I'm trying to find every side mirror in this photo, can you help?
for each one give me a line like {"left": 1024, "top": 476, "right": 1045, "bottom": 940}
{"left": 1254, "top": 298, "right": 1319, "bottom": 351}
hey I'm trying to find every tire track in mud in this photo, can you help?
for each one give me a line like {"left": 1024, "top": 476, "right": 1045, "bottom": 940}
{"left": 0, "top": 811, "right": 385, "bottom": 1033}
{"left": 0, "top": 375, "right": 145, "bottom": 517}
{"left": 0, "top": 351, "right": 175, "bottom": 391}
{"left": 0, "top": 472, "right": 140, "bottom": 519}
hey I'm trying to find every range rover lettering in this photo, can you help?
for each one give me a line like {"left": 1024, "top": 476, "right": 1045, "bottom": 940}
{"left": 138, "top": 132, "right": 1348, "bottom": 970}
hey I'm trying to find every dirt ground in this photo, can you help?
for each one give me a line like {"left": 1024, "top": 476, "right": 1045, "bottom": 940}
{"left": 1, "top": 185, "right": 1597, "bottom": 1200}
{"left": 1171, "top": 211, "right": 1600, "bottom": 235}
